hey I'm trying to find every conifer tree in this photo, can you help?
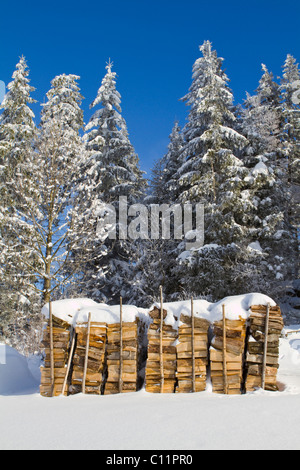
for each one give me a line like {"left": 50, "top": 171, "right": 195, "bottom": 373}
{"left": 129, "top": 122, "right": 185, "bottom": 306}
{"left": 242, "top": 64, "right": 282, "bottom": 158}
{"left": 0, "top": 56, "right": 41, "bottom": 352}
{"left": 15, "top": 74, "right": 86, "bottom": 307}
{"left": 147, "top": 157, "right": 165, "bottom": 204}
{"left": 161, "top": 121, "right": 185, "bottom": 203}
{"left": 38, "top": 74, "right": 85, "bottom": 302}
{"left": 239, "top": 63, "right": 293, "bottom": 297}
{"left": 280, "top": 54, "right": 300, "bottom": 280}
{"left": 172, "top": 41, "right": 252, "bottom": 299}
{"left": 79, "top": 61, "right": 147, "bottom": 303}
{"left": 148, "top": 121, "right": 184, "bottom": 204}
{"left": 84, "top": 60, "right": 145, "bottom": 204}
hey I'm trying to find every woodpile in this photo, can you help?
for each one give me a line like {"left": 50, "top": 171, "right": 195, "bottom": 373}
{"left": 176, "top": 312, "right": 210, "bottom": 393}
{"left": 145, "top": 306, "right": 177, "bottom": 393}
{"left": 70, "top": 317, "right": 107, "bottom": 395}
{"left": 40, "top": 297, "right": 285, "bottom": 398}
{"left": 40, "top": 316, "right": 70, "bottom": 397}
{"left": 104, "top": 320, "right": 139, "bottom": 394}
{"left": 245, "top": 304, "right": 284, "bottom": 392}
{"left": 210, "top": 309, "right": 247, "bottom": 395}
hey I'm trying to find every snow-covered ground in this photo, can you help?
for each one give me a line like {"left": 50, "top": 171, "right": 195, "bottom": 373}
{"left": 0, "top": 323, "right": 299, "bottom": 450}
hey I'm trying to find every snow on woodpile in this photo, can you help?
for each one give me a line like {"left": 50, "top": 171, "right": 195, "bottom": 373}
{"left": 151, "top": 293, "right": 276, "bottom": 329}
{"left": 41, "top": 298, "right": 149, "bottom": 326}
{"left": 41, "top": 293, "right": 276, "bottom": 328}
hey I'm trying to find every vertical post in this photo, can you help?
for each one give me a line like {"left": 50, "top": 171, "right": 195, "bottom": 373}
{"left": 82, "top": 312, "right": 92, "bottom": 394}
{"left": 261, "top": 303, "right": 270, "bottom": 390}
{"left": 191, "top": 297, "right": 195, "bottom": 393}
{"left": 49, "top": 301, "right": 55, "bottom": 397}
{"left": 119, "top": 296, "right": 123, "bottom": 393}
{"left": 222, "top": 304, "right": 228, "bottom": 394}
{"left": 61, "top": 326, "right": 76, "bottom": 396}
{"left": 159, "top": 285, "right": 164, "bottom": 393}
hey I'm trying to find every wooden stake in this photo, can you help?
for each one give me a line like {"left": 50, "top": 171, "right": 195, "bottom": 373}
{"left": 159, "top": 285, "right": 164, "bottom": 393}
{"left": 261, "top": 303, "right": 270, "bottom": 390}
{"left": 61, "top": 326, "right": 76, "bottom": 396}
{"left": 82, "top": 312, "right": 92, "bottom": 394}
{"left": 222, "top": 304, "right": 228, "bottom": 394}
{"left": 119, "top": 296, "right": 123, "bottom": 393}
{"left": 191, "top": 297, "right": 195, "bottom": 393}
{"left": 49, "top": 301, "right": 55, "bottom": 397}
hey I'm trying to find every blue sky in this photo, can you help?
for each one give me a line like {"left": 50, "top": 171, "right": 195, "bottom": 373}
{"left": 0, "top": 0, "right": 299, "bottom": 176}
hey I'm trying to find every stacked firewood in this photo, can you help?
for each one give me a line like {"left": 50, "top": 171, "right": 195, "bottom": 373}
{"left": 40, "top": 298, "right": 284, "bottom": 397}
{"left": 210, "top": 315, "right": 247, "bottom": 395}
{"left": 176, "top": 314, "right": 210, "bottom": 393}
{"left": 145, "top": 307, "right": 177, "bottom": 393}
{"left": 40, "top": 317, "right": 70, "bottom": 397}
{"left": 104, "top": 320, "right": 139, "bottom": 394}
{"left": 71, "top": 321, "right": 107, "bottom": 395}
{"left": 245, "top": 304, "right": 284, "bottom": 392}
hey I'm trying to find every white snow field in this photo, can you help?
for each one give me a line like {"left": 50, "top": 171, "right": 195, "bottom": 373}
{"left": 0, "top": 296, "right": 300, "bottom": 450}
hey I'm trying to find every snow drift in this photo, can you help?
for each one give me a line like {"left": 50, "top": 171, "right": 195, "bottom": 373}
{"left": 0, "top": 344, "right": 40, "bottom": 395}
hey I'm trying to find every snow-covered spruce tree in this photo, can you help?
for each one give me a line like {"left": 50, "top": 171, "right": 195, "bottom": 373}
{"left": 239, "top": 63, "right": 294, "bottom": 299}
{"left": 159, "top": 120, "right": 185, "bottom": 204}
{"left": 177, "top": 41, "right": 248, "bottom": 206}
{"left": 171, "top": 41, "right": 262, "bottom": 300}
{"left": 17, "top": 74, "right": 86, "bottom": 307}
{"left": 85, "top": 60, "right": 145, "bottom": 204}
{"left": 126, "top": 237, "right": 175, "bottom": 308}
{"left": 0, "top": 56, "right": 42, "bottom": 353}
{"left": 147, "top": 157, "right": 166, "bottom": 204}
{"left": 280, "top": 54, "right": 300, "bottom": 280}
{"left": 241, "top": 64, "right": 282, "bottom": 157}
{"left": 63, "top": 145, "right": 108, "bottom": 301}
{"left": 80, "top": 60, "right": 147, "bottom": 303}
{"left": 128, "top": 122, "right": 185, "bottom": 306}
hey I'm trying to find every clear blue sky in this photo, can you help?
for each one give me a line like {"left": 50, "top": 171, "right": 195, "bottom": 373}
{"left": 0, "top": 0, "right": 299, "bottom": 176}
